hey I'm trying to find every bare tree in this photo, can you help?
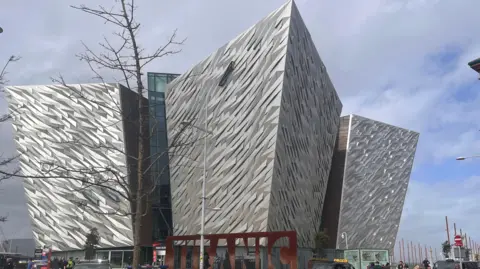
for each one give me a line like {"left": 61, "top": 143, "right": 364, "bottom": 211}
{"left": 0, "top": 56, "right": 21, "bottom": 183}
{"left": 0, "top": 1, "right": 188, "bottom": 267}
{"left": 64, "top": 1, "right": 185, "bottom": 267}
{"left": 0, "top": 55, "right": 21, "bottom": 223}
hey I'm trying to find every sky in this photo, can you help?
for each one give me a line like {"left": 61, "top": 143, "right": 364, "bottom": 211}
{"left": 1, "top": 0, "right": 480, "bottom": 259}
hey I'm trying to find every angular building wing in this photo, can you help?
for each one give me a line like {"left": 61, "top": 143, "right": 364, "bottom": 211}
{"left": 166, "top": 1, "right": 342, "bottom": 248}
{"left": 322, "top": 114, "right": 419, "bottom": 253}
{"left": 5, "top": 83, "right": 137, "bottom": 250}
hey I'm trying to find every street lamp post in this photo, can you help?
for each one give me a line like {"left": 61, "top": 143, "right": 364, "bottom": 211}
{"left": 183, "top": 90, "right": 218, "bottom": 269}
{"left": 468, "top": 58, "right": 480, "bottom": 78}
{"left": 456, "top": 156, "right": 480, "bottom": 161}
{"left": 181, "top": 116, "right": 217, "bottom": 269}
{"left": 341, "top": 232, "right": 349, "bottom": 250}
{"left": 199, "top": 87, "right": 211, "bottom": 269}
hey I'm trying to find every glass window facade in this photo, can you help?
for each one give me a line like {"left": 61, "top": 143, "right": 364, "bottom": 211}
{"left": 147, "top": 72, "right": 179, "bottom": 243}
{"left": 95, "top": 250, "right": 133, "bottom": 268}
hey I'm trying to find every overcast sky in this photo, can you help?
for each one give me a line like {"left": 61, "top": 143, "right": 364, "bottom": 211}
{"left": 1, "top": 0, "right": 480, "bottom": 258}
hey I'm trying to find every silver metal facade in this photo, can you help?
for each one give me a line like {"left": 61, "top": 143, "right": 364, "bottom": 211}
{"left": 166, "top": 1, "right": 342, "bottom": 248}
{"left": 5, "top": 83, "right": 133, "bottom": 250}
{"left": 336, "top": 115, "right": 419, "bottom": 253}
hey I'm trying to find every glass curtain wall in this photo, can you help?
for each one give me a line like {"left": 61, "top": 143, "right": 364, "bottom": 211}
{"left": 147, "top": 72, "right": 180, "bottom": 243}
{"left": 95, "top": 250, "right": 133, "bottom": 268}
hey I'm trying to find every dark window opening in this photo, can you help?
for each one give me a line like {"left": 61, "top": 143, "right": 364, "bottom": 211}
{"left": 218, "top": 61, "right": 236, "bottom": 86}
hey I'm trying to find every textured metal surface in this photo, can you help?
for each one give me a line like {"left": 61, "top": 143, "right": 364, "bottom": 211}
{"left": 336, "top": 115, "right": 419, "bottom": 253}
{"left": 165, "top": 0, "right": 341, "bottom": 248}
{"left": 5, "top": 83, "right": 134, "bottom": 250}
{"left": 267, "top": 2, "right": 342, "bottom": 249}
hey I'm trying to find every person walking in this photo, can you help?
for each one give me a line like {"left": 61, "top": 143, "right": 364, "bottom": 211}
{"left": 423, "top": 258, "right": 430, "bottom": 269}
{"left": 52, "top": 257, "right": 60, "bottom": 269}
{"left": 66, "top": 258, "right": 74, "bottom": 269}
{"left": 374, "top": 261, "right": 383, "bottom": 269}
{"left": 5, "top": 258, "right": 14, "bottom": 269}
{"left": 27, "top": 259, "right": 33, "bottom": 269}
{"left": 398, "top": 261, "right": 405, "bottom": 269}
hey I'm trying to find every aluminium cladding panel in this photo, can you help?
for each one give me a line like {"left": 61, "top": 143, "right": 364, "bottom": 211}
{"left": 4, "top": 83, "right": 134, "bottom": 251}
{"left": 267, "top": 1, "right": 342, "bottom": 249}
{"left": 166, "top": 1, "right": 294, "bottom": 237}
{"left": 336, "top": 115, "right": 419, "bottom": 253}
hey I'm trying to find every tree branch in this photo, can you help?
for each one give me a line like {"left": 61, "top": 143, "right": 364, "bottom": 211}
{"left": 0, "top": 56, "right": 21, "bottom": 188}
{"left": 2, "top": 1, "right": 187, "bottom": 266}
{"left": 0, "top": 56, "right": 21, "bottom": 88}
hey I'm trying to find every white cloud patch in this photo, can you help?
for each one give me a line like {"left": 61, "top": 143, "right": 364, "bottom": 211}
{"left": 397, "top": 176, "right": 480, "bottom": 261}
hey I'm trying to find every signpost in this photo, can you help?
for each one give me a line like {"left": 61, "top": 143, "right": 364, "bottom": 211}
{"left": 455, "top": 235, "right": 464, "bottom": 247}
{"left": 455, "top": 235, "right": 463, "bottom": 269}
{"left": 34, "top": 248, "right": 43, "bottom": 259}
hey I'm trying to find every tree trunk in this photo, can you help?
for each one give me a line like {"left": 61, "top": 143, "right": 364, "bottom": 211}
{"left": 131, "top": 79, "right": 145, "bottom": 269}
{"left": 131, "top": 46, "right": 146, "bottom": 269}
{"left": 117, "top": 0, "right": 147, "bottom": 268}
{"left": 131, "top": 94, "right": 145, "bottom": 268}
{"left": 132, "top": 180, "right": 143, "bottom": 269}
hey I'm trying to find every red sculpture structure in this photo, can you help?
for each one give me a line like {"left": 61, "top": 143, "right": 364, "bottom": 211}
{"left": 165, "top": 231, "right": 298, "bottom": 269}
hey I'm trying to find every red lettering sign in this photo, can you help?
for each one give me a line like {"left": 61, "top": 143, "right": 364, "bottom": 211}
{"left": 165, "top": 231, "right": 298, "bottom": 269}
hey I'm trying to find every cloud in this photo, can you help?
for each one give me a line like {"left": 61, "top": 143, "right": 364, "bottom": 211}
{"left": 396, "top": 176, "right": 480, "bottom": 261}
{"left": 432, "top": 130, "right": 480, "bottom": 161}
{"left": 0, "top": 0, "right": 479, "bottom": 254}
{"left": 0, "top": 178, "right": 32, "bottom": 239}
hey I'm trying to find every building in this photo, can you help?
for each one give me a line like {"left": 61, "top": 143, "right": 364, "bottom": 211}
{"left": 165, "top": 0, "right": 342, "bottom": 248}
{"left": 146, "top": 72, "right": 179, "bottom": 243}
{"left": 322, "top": 114, "right": 419, "bottom": 253}
{"left": 468, "top": 57, "right": 480, "bottom": 75}
{"left": 4, "top": 83, "right": 151, "bottom": 254}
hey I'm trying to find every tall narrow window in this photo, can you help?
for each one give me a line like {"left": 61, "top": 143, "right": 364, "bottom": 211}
{"left": 218, "top": 61, "right": 235, "bottom": 86}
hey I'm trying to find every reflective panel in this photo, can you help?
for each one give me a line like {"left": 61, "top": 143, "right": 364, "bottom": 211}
{"left": 165, "top": 1, "right": 342, "bottom": 248}
{"left": 336, "top": 115, "right": 419, "bottom": 253}
{"left": 4, "top": 83, "right": 135, "bottom": 250}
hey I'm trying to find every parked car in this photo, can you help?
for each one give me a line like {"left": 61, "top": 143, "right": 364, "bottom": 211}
{"left": 434, "top": 260, "right": 480, "bottom": 269}
{"left": 308, "top": 258, "right": 356, "bottom": 269}
{"left": 31, "top": 260, "right": 49, "bottom": 269}
{"left": 74, "top": 261, "right": 112, "bottom": 269}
